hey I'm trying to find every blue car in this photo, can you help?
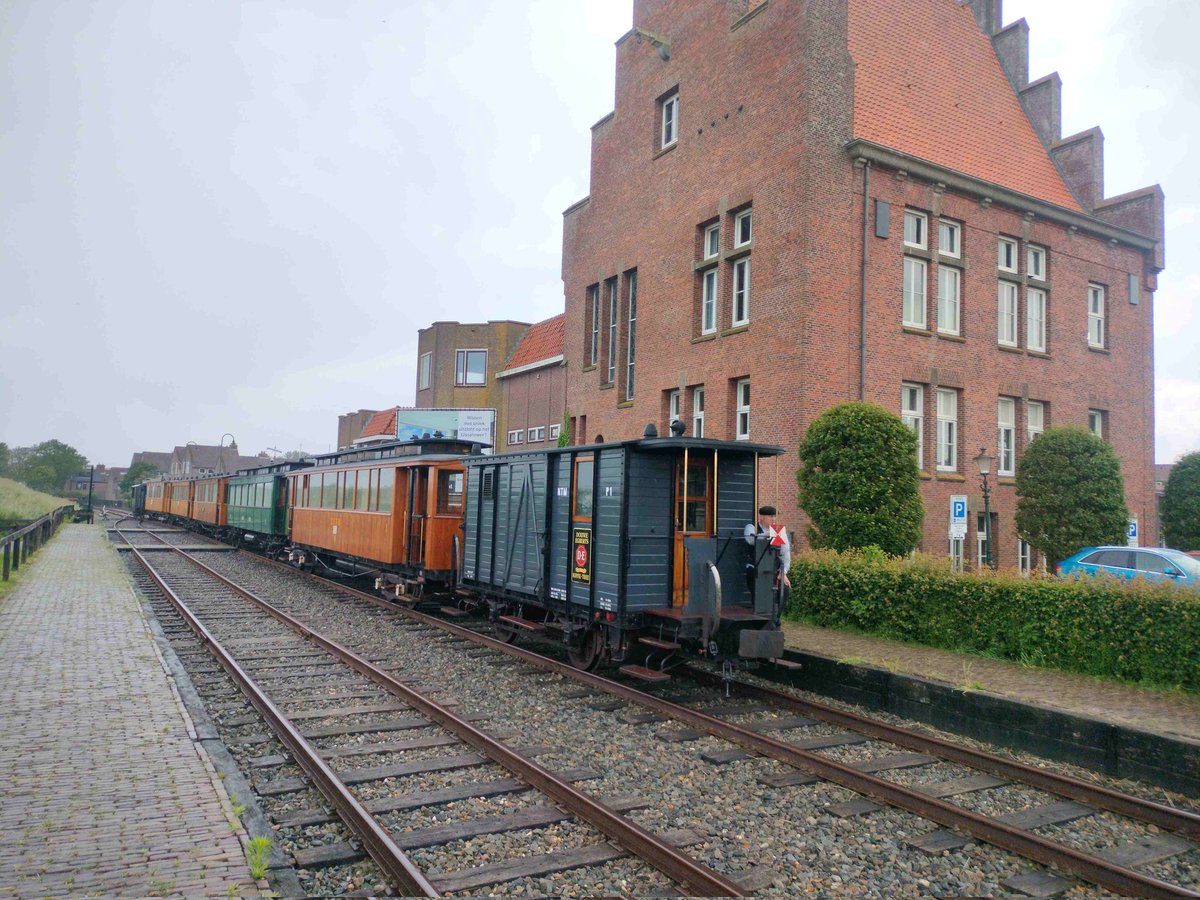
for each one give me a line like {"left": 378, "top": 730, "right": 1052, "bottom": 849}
{"left": 1057, "top": 546, "right": 1200, "bottom": 588}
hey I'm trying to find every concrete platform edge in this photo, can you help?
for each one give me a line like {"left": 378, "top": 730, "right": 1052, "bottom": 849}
{"left": 777, "top": 648, "right": 1200, "bottom": 797}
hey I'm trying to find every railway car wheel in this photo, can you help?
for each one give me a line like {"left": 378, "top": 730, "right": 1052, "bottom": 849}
{"left": 567, "top": 625, "right": 606, "bottom": 671}
{"left": 492, "top": 620, "right": 519, "bottom": 644}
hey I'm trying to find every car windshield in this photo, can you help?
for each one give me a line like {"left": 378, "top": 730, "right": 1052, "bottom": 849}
{"left": 1163, "top": 550, "right": 1200, "bottom": 577}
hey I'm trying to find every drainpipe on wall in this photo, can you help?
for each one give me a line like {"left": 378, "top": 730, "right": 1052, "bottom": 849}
{"left": 859, "top": 159, "right": 871, "bottom": 401}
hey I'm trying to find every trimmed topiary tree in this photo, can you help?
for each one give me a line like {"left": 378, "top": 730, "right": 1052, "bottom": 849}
{"left": 1015, "top": 426, "right": 1128, "bottom": 568}
{"left": 1162, "top": 451, "right": 1200, "bottom": 551}
{"left": 796, "top": 402, "right": 924, "bottom": 555}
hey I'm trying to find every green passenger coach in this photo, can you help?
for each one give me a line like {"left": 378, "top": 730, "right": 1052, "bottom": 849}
{"left": 226, "top": 460, "right": 312, "bottom": 551}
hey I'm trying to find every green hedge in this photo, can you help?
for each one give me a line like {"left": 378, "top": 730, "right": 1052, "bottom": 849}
{"left": 786, "top": 549, "right": 1200, "bottom": 693}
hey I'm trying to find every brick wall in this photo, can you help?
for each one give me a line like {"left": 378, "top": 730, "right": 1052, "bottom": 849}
{"left": 500, "top": 363, "right": 567, "bottom": 451}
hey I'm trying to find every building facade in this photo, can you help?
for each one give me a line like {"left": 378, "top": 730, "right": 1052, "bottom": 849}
{"left": 561, "top": 0, "right": 1164, "bottom": 566}
{"left": 414, "top": 320, "right": 530, "bottom": 447}
{"left": 497, "top": 314, "right": 567, "bottom": 451}
{"left": 338, "top": 409, "right": 380, "bottom": 450}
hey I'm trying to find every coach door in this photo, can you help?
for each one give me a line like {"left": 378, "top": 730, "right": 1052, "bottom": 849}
{"left": 406, "top": 468, "right": 429, "bottom": 565}
{"left": 671, "top": 453, "right": 712, "bottom": 607}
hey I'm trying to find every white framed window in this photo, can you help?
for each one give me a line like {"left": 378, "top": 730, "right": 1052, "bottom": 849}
{"left": 938, "top": 220, "right": 960, "bottom": 257}
{"left": 626, "top": 271, "right": 637, "bottom": 400}
{"left": 936, "top": 388, "right": 957, "bottom": 472}
{"left": 997, "top": 397, "right": 1015, "bottom": 476}
{"left": 904, "top": 210, "right": 927, "bottom": 249}
{"left": 998, "top": 281, "right": 1018, "bottom": 346}
{"left": 976, "top": 514, "right": 989, "bottom": 569}
{"left": 1027, "top": 245, "right": 1046, "bottom": 280}
{"left": 549, "top": 424, "right": 561, "bottom": 440}
{"left": 903, "top": 257, "right": 927, "bottom": 328}
{"left": 692, "top": 387, "right": 705, "bottom": 438}
{"left": 661, "top": 92, "right": 679, "bottom": 148}
{"left": 507, "top": 429, "right": 524, "bottom": 445}
{"left": 455, "top": 349, "right": 487, "bottom": 386}
{"left": 529, "top": 426, "right": 545, "bottom": 442}
{"left": 937, "top": 265, "right": 960, "bottom": 335}
{"left": 949, "top": 536, "right": 965, "bottom": 573}
{"left": 1088, "top": 409, "right": 1104, "bottom": 439}
{"left": 1018, "top": 539, "right": 1037, "bottom": 576}
{"left": 735, "top": 379, "right": 750, "bottom": 440}
{"left": 998, "top": 237, "right": 1018, "bottom": 273}
{"left": 734, "top": 209, "right": 752, "bottom": 247}
{"left": 418, "top": 352, "right": 432, "bottom": 390}
{"left": 1027, "top": 401, "right": 1044, "bottom": 442}
{"left": 901, "top": 383, "right": 924, "bottom": 468}
{"left": 732, "top": 258, "right": 750, "bottom": 326}
{"left": 1088, "top": 284, "right": 1106, "bottom": 348}
{"left": 704, "top": 223, "right": 720, "bottom": 259}
{"left": 668, "top": 390, "right": 681, "bottom": 424}
{"left": 1027, "top": 287, "right": 1047, "bottom": 353}
{"left": 701, "top": 268, "right": 718, "bottom": 334}
{"left": 589, "top": 285, "right": 599, "bottom": 367}
{"left": 606, "top": 278, "right": 618, "bottom": 383}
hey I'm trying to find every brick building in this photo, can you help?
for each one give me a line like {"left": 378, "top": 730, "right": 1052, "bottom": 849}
{"left": 337, "top": 408, "right": 380, "bottom": 450}
{"left": 561, "top": 0, "right": 1164, "bottom": 567}
{"left": 415, "top": 320, "right": 529, "bottom": 446}
{"left": 497, "top": 314, "right": 567, "bottom": 451}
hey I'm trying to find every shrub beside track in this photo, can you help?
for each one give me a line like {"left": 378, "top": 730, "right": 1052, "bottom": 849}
{"left": 787, "top": 550, "right": 1200, "bottom": 692}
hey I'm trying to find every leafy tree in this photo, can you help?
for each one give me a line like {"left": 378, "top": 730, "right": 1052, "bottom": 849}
{"left": 796, "top": 402, "right": 924, "bottom": 555}
{"left": 1161, "top": 451, "right": 1200, "bottom": 551}
{"left": 0, "top": 442, "right": 9, "bottom": 476}
{"left": 1015, "top": 426, "right": 1128, "bottom": 568}
{"left": 557, "top": 411, "right": 571, "bottom": 448}
{"left": 283, "top": 450, "right": 308, "bottom": 461}
{"left": 7, "top": 440, "right": 88, "bottom": 495}
{"left": 120, "top": 461, "right": 160, "bottom": 499}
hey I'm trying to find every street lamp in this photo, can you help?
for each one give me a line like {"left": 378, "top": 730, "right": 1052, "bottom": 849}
{"left": 973, "top": 447, "right": 995, "bottom": 569}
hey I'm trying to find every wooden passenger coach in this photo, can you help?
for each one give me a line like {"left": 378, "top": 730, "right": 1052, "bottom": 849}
{"left": 226, "top": 460, "right": 311, "bottom": 549}
{"left": 167, "top": 480, "right": 193, "bottom": 519}
{"left": 190, "top": 477, "right": 227, "bottom": 527}
{"left": 460, "top": 432, "right": 788, "bottom": 671}
{"left": 285, "top": 437, "right": 479, "bottom": 592}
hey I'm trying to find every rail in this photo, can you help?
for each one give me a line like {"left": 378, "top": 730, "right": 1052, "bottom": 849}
{"left": 1, "top": 505, "right": 74, "bottom": 582}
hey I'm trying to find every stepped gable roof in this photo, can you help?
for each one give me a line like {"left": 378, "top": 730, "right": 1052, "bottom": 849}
{"left": 360, "top": 407, "right": 399, "bottom": 439}
{"left": 503, "top": 314, "right": 565, "bottom": 372}
{"left": 849, "top": 0, "right": 1082, "bottom": 211}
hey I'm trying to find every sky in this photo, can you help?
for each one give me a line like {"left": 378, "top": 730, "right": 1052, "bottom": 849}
{"left": 0, "top": 0, "right": 1195, "bottom": 467}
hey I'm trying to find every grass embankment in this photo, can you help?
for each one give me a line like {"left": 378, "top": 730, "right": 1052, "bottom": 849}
{"left": 787, "top": 548, "right": 1200, "bottom": 694}
{"left": 0, "top": 477, "right": 72, "bottom": 521}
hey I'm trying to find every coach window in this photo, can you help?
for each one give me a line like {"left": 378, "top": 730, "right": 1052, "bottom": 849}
{"left": 322, "top": 472, "right": 338, "bottom": 509}
{"left": 573, "top": 458, "right": 595, "bottom": 521}
{"left": 355, "top": 471, "right": 370, "bottom": 511}
{"left": 377, "top": 468, "right": 394, "bottom": 513}
{"left": 676, "top": 456, "right": 711, "bottom": 534}
{"left": 437, "top": 471, "right": 465, "bottom": 514}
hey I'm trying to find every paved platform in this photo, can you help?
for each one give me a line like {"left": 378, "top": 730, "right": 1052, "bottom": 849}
{"left": 782, "top": 621, "right": 1200, "bottom": 741}
{"left": 0, "top": 524, "right": 260, "bottom": 898}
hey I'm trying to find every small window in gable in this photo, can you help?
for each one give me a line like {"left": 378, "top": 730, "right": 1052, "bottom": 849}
{"left": 660, "top": 92, "right": 679, "bottom": 149}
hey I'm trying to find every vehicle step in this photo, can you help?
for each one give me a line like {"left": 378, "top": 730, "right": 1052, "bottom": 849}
{"left": 440, "top": 606, "right": 469, "bottom": 617}
{"left": 497, "top": 615, "right": 545, "bottom": 632}
{"left": 619, "top": 664, "right": 671, "bottom": 683}
{"left": 770, "top": 658, "right": 803, "bottom": 670}
{"left": 638, "top": 637, "right": 681, "bottom": 650}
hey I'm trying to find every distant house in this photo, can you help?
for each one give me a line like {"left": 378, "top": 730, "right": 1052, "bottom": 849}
{"left": 337, "top": 409, "right": 379, "bottom": 450}
{"left": 496, "top": 314, "right": 566, "bottom": 450}
{"left": 167, "top": 443, "right": 267, "bottom": 477}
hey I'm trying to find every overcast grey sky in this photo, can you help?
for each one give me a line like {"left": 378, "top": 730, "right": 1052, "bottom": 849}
{"left": 0, "top": 1, "right": 1194, "bottom": 467}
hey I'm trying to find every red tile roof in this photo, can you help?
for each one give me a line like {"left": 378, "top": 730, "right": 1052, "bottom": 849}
{"left": 503, "top": 314, "right": 565, "bottom": 371}
{"left": 849, "top": 0, "right": 1081, "bottom": 211}
{"left": 359, "top": 407, "right": 398, "bottom": 438}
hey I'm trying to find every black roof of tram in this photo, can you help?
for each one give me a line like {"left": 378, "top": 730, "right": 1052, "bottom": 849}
{"left": 463, "top": 436, "right": 786, "bottom": 466}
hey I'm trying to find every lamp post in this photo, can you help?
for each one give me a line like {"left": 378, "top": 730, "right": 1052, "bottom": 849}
{"left": 973, "top": 447, "right": 995, "bottom": 569}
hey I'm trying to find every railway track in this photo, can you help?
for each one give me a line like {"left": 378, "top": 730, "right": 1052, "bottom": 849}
{"left": 116, "top": 521, "right": 749, "bottom": 897}
{"left": 114, "top": 518, "right": 1200, "bottom": 896}
{"left": 226, "top": 546, "right": 1199, "bottom": 898}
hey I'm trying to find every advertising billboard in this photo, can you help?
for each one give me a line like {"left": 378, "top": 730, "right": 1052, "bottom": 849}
{"left": 357, "top": 408, "right": 496, "bottom": 451}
